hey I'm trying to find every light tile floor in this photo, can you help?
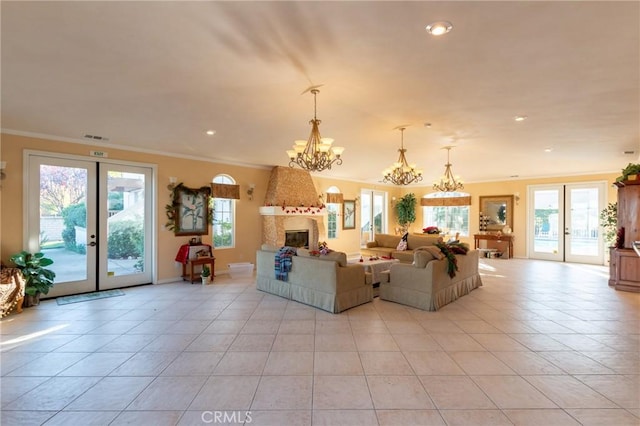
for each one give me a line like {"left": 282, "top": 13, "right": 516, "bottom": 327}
{"left": 1, "top": 259, "right": 639, "bottom": 425}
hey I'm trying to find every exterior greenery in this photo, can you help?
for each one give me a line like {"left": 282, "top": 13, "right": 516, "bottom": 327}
{"left": 108, "top": 221, "right": 143, "bottom": 259}
{"left": 61, "top": 202, "right": 87, "bottom": 253}
{"left": 9, "top": 251, "right": 56, "bottom": 296}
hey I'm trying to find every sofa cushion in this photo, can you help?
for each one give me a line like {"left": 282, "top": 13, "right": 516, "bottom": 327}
{"left": 391, "top": 250, "right": 415, "bottom": 263}
{"left": 319, "top": 251, "right": 348, "bottom": 267}
{"left": 296, "top": 248, "right": 346, "bottom": 266}
{"left": 376, "top": 234, "right": 401, "bottom": 248}
{"left": 407, "top": 234, "right": 441, "bottom": 250}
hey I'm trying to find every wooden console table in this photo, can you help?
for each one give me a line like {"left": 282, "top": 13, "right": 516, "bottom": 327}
{"left": 175, "top": 244, "right": 215, "bottom": 283}
{"left": 474, "top": 234, "right": 514, "bottom": 258}
{"left": 182, "top": 257, "right": 215, "bottom": 284}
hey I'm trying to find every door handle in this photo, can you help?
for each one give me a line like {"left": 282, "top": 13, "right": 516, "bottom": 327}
{"left": 89, "top": 241, "right": 97, "bottom": 247}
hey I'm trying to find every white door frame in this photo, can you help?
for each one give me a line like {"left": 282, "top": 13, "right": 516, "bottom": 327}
{"left": 23, "top": 150, "right": 157, "bottom": 296}
{"left": 527, "top": 181, "right": 607, "bottom": 264}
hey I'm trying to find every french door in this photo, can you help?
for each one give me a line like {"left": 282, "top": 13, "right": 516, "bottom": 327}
{"left": 360, "top": 189, "right": 387, "bottom": 247}
{"left": 528, "top": 182, "right": 606, "bottom": 264}
{"left": 25, "top": 152, "right": 154, "bottom": 298}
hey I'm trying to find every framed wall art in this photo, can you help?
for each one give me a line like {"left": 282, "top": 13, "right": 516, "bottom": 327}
{"left": 343, "top": 199, "right": 356, "bottom": 230}
{"left": 175, "top": 186, "right": 210, "bottom": 236}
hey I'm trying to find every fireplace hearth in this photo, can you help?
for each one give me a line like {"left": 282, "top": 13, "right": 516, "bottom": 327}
{"left": 285, "top": 230, "right": 309, "bottom": 248}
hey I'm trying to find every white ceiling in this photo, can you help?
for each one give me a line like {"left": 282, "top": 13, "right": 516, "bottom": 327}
{"left": 2, "top": 1, "right": 639, "bottom": 184}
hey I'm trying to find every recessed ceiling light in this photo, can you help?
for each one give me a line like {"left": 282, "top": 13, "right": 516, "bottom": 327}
{"left": 426, "top": 21, "right": 453, "bottom": 36}
{"left": 424, "top": 123, "right": 432, "bottom": 128}
{"left": 514, "top": 115, "right": 528, "bottom": 122}
{"left": 544, "top": 148, "right": 553, "bottom": 152}
{"left": 206, "top": 130, "right": 216, "bottom": 136}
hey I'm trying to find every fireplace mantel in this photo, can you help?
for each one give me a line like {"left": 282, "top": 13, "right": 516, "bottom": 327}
{"left": 259, "top": 206, "right": 327, "bottom": 216}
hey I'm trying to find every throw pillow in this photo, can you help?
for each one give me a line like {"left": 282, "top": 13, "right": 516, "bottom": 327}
{"left": 424, "top": 246, "right": 445, "bottom": 260}
{"left": 414, "top": 250, "right": 435, "bottom": 268}
{"left": 396, "top": 239, "right": 408, "bottom": 251}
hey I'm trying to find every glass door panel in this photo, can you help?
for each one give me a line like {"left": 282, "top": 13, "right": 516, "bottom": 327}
{"left": 28, "top": 155, "right": 97, "bottom": 297}
{"left": 27, "top": 153, "right": 154, "bottom": 297}
{"left": 360, "top": 189, "right": 387, "bottom": 247}
{"left": 531, "top": 188, "right": 562, "bottom": 260}
{"left": 360, "top": 192, "right": 372, "bottom": 246}
{"left": 565, "top": 184, "right": 604, "bottom": 264}
{"left": 528, "top": 183, "right": 605, "bottom": 264}
{"left": 100, "top": 164, "right": 153, "bottom": 289}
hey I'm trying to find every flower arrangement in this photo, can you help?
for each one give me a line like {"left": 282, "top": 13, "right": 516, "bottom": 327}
{"left": 423, "top": 226, "right": 440, "bottom": 235}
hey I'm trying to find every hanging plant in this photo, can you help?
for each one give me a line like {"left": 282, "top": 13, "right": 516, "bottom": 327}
{"left": 165, "top": 182, "right": 213, "bottom": 232}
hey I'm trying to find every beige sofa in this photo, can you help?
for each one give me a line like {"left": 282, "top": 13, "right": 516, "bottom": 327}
{"left": 256, "top": 246, "right": 373, "bottom": 313}
{"left": 360, "top": 233, "right": 442, "bottom": 263}
{"left": 380, "top": 249, "right": 482, "bottom": 311}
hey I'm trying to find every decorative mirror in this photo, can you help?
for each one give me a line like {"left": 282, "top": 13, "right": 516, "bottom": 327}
{"left": 479, "top": 195, "right": 514, "bottom": 232}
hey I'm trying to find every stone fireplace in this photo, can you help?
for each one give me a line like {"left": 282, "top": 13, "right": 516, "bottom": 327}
{"left": 260, "top": 166, "right": 325, "bottom": 249}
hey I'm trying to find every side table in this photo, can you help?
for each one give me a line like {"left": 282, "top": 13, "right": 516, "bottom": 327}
{"left": 182, "top": 257, "right": 215, "bottom": 284}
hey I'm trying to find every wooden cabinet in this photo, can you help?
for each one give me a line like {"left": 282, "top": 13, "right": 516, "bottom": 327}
{"left": 615, "top": 180, "right": 640, "bottom": 247}
{"left": 609, "top": 180, "right": 640, "bottom": 292}
{"left": 474, "top": 234, "right": 514, "bottom": 258}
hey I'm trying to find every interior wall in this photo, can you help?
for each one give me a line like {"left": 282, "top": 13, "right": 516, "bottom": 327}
{"left": 403, "top": 175, "right": 618, "bottom": 257}
{"left": 0, "top": 133, "right": 271, "bottom": 282}
{"left": 1, "top": 132, "right": 620, "bottom": 276}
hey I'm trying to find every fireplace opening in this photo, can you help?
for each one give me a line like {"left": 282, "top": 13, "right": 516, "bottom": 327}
{"left": 285, "top": 230, "right": 309, "bottom": 248}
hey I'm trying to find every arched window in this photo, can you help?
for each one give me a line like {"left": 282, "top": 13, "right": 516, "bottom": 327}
{"left": 422, "top": 192, "right": 470, "bottom": 237}
{"left": 325, "top": 186, "right": 341, "bottom": 240}
{"left": 212, "top": 175, "right": 235, "bottom": 248}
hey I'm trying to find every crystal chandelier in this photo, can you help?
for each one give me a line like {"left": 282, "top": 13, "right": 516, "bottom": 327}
{"left": 382, "top": 127, "right": 423, "bottom": 185}
{"left": 433, "top": 146, "right": 464, "bottom": 192}
{"left": 286, "top": 87, "right": 344, "bottom": 172}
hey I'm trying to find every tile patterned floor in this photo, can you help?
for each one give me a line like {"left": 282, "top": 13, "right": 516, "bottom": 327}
{"left": 1, "top": 259, "right": 638, "bottom": 425}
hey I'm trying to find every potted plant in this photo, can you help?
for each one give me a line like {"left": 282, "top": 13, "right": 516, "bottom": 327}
{"left": 9, "top": 251, "right": 56, "bottom": 307}
{"left": 599, "top": 202, "right": 618, "bottom": 248}
{"left": 201, "top": 265, "right": 211, "bottom": 285}
{"left": 395, "top": 193, "right": 417, "bottom": 234}
{"left": 615, "top": 163, "right": 640, "bottom": 182}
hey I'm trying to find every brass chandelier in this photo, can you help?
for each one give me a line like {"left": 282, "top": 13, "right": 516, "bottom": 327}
{"left": 382, "top": 126, "right": 423, "bottom": 185}
{"left": 433, "top": 146, "right": 464, "bottom": 192}
{"left": 287, "top": 87, "right": 344, "bottom": 172}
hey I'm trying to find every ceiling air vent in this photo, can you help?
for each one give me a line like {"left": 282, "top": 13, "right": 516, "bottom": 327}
{"left": 83, "top": 134, "right": 109, "bottom": 142}
{"left": 623, "top": 150, "right": 635, "bottom": 155}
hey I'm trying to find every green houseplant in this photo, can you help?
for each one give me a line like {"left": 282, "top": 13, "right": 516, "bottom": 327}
{"left": 599, "top": 202, "right": 618, "bottom": 248}
{"left": 615, "top": 163, "right": 640, "bottom": 183}
{"left": 201, "top": 265, "right": 211, "bottom": 285}
{"left": 396, "top": 193, "right": 417, "bottom": 234}
{"left": 9, "top": 251, "right": 56, "bottom": 307}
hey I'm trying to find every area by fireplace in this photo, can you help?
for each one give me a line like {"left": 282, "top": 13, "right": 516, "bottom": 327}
{"left": 285, "top": 229, "right": 309, "bottom": 249}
